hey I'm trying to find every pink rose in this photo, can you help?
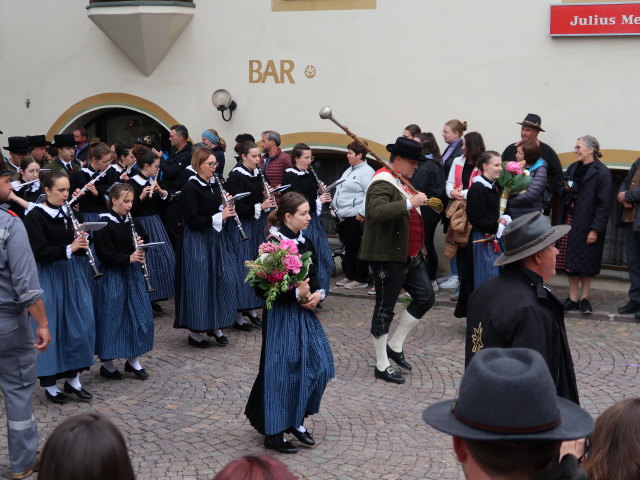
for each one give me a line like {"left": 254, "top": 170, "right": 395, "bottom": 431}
{"left": 283, "top": 254, "right": 302, "bottom": 274}
{"left": 267, "top": 271, "right": 285, "bottom": 282}
{"left": 279, "top": 239, "right": 299, "bottom": 254}
{"left": 258, "top": 242, "right": 279, "bottom": 254}
{"left": 505, "top": 161, "right": 522, "bottom": 175}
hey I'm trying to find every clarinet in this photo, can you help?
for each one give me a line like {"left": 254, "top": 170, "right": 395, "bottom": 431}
{"left": 258, "top": 167, "right": 276, "bottom": 210}
{"left": 62, "top": 202, "right": 103, "bottom": 279}
{"left": 67, "top": 164, "right": 114, "bottom": 207}
{"left": 148, "top": 176, "right": 155, "bottom": 199}
{"left": 308, "top": 165, "right": 344, "bottom": 223}
{"left": 127, "top": 212, "right": 154, "bottom": 292}
{"left": 212, "top": 173, "right": 249, "bottom": 241}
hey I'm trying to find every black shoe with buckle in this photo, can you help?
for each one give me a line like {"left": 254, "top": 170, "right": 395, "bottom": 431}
{"left": 188, "top": 336, "right": 211, "bottom": 348}
{"left": 386, "top": 345, "right": 412, "bottom": 371}
{"left": 63, "top": 382, "right": 93, "bottom": 401}
{"left": 242, "top": 312, "right": 262, "bottom": 327}
{"left": 580, "top": 298, "right": 593, "bottom": 314}
{"left": 124, "top": 362, "right": 149, "bottom": 380}
{"left": 44, "top": 390, "right": 68, "bottom": 405}
{"left": 100, "top": 365, "right": 123, "bottom": 380}
{"left": 374, "top": 366, "right": 405, "bottom": 384}
{"left": 233, "top": 322, "right": 253, "bottom": 332}
{"left": 206, "top": 330, "right": 229, "bottom": 345}
{"left": 264, "top": 434, "right": 298, "bottom": 454}
{"left": 618, "top": 301, "right": 640, "bottom": 315}
{"left": 286, "top": 428, "right": 315, "bottom": 446}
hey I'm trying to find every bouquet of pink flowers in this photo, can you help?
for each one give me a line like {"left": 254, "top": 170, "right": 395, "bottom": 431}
{"left": 244, "top": 239, "right": 313, "bottom": 310}
{"left": 496, "top": 161, "right": 532, "bottom": 212}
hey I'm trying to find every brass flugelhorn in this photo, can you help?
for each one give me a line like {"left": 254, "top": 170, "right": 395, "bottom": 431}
{"left": 319, "top": 107, "right": 443, "bottom": 214}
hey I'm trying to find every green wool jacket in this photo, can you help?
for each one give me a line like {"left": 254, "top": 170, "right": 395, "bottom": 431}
{"left": 43, "top": 158, "right": 82, "bottom": 177}
{"left": 358, "top": 179, "right": 411, "bottom": 262}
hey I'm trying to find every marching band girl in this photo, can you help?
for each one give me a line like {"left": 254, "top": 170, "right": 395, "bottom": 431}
{"left": 72, "top": 142, "right": 113, "bottom": 222}
{"left": 8, "top": 156, "right": 42, "bottom": 218}
{"left": 282, "top": 143, "right": 334, "bottom": 294}
{"left": 225, "top": 141, "right": 277, "bottom": 329}
{"left": 128, "top": 148, "right": 175, "bottom": 312}
{"left": 93, "top": 183, "right": 154, "bottom": 380}
{"left": 173, "top": 145, "right": 241, "bottom": 347}
{"left": 245, "top": 192, "right": 334, "bottom": 454}
{"left": 104, "top": 143, "right": 136, "bottom": 187}
{"left": 23, "top": 172, "right": 96, "bottom": 404}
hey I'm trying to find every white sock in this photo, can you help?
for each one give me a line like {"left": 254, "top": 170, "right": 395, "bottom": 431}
{"left": 127, "top": 357, "right": 142, "bottom": 370}
{"left": 388, "top": 310, "right": 420, "bottom": 353}
{"left": 67, "top": 373, "right": 81, "bottom": 390}
{"left": 296, "top": 425, "right": 307, "bottom": 433}
{"left": 45, "top": 386, "right": 61, "bottom": 396}
{"left": 235, "top": 313, "right": 249, "bottom": 325}
{"left": 374, "top": 335, "right": 390, "bottom": 371}
{"left": 102, "top": 360, "right": 116, "bottom": 373}
{"left": 249, "top": 309, "right": 259, "bottom": 317}
{"left": 212, "top": 329, "right": 223, "bottom": 337}
{"left": 189, "top": 331, "right": 204, "bottom": 342}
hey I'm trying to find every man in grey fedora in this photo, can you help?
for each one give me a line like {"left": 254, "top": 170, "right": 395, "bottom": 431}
{"left": 465, "top": 211, "right": 580, "bottom": 404}
{"left": 423, "top": 348, "right": 593, "bottom": 480}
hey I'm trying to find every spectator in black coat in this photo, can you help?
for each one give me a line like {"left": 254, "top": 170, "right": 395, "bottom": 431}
{"left": 555, "top": 135, "right": 612, "bottom": 314}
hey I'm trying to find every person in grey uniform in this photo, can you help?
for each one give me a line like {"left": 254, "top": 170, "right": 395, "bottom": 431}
{"left": 0, "top": 163, "right": 51, "bottom": 479}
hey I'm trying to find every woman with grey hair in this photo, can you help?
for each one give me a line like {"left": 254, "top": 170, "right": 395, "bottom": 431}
{"left": 555, "top": 135, "right": 612, "bottom": 314}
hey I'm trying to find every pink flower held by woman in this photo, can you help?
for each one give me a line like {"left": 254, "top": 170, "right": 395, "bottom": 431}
{"left": 283, "top": 254, "right": 303, "bottom": 274}
{"left": 267, "top": 271, "right": 286, "bottom": 282}
{"left": 505, "top": 161, "right": 522, "bottom": 175}
{"left": 258, "top": 242, "right": 279, "bottom": 254}
{"left": 279, "top": 239, "right": 299, "bottom": 254}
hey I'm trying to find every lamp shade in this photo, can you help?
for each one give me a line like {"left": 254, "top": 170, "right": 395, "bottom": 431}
{"left": 211, "top": 89, "right": 232, "bottom": 110}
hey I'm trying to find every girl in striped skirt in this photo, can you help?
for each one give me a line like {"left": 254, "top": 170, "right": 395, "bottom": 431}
{"left": 23, "top": 172, "right": 96, "bottom": 404}
{"left": 93, "top": 183, "right": 154, "bottom": 380}
{"left": 225, "top": 141, "right": 277, "bottom": 329}
{"left": 281, "top": 144, "right": 335, "bottom": 294}
{"left": 128, "top": 147, "right": 175, "bottom": 312}
{"left": 245, "top": 192, "right": 334, "bottom": 454}
{"left": 173, "top": 145, "right": 241, "bottom": 347}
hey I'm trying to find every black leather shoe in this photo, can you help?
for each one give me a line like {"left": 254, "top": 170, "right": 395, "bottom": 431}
{"left": 151, "top": 302, "right": 163, "bottom": 313}
{"left": 188, "top": 336, "right": 211, "bottom": 348}
{"left": 563, "top": 299, "right": 580, "bottom": 312}
{"left": 374, "top": 366, "right": 405, "bottom": 384}
{"left": 207, "top": 330, "right": 229, "bottom": 345}
{"left": 618, "top": 301, "right": 640, "bottom": 315}
{"left": 100, "top": 365, "right": 123, "bottom": 380}
{"left": 264, "top": 435, "right": 298, "bottom": 454}
{"left": 636, "top": 311, "right": 640, "bottom": 321}
{"left": 124, "top": 362, "right": 149, "bottom": 380}
{"left": 45, "top": 390, "right": 68, "bottom": 404}
{"left": 242, "top": 312, "right": 262, "bottom": 327}
{"left": 386, "top": 345, "right": 412, "bottom": 371}
{"left": 63, "top": 382, "right": 93, "bottom": 401}
{"left": 580, "top": 298, "right": 593, "bottom": 314}
{"left": 286, "top": 428, "right": 315, "bottom": 446}
{"left": 233, "top": 322, "right": 253, "bottom": 332}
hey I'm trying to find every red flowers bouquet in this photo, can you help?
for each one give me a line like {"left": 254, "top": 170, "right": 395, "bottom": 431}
{"left": 245, "top": 239, "right": 313, "bottom": 310}
{"left": 496, "top": 161, "right": 532, "bottom": 213}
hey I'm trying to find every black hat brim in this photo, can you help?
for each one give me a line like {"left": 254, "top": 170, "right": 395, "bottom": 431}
{"left": 3, "top": 146, "right": 31, "bottom": 154}
{"left": 385, "top": 145, "right": 425, "bottom": 162}
{"left": 422, "top": 397, "right": 594, "bottom": 441}
{"left": 493, "top": 225, "right": 570, "bottom": 266}
{"left": 516, "top": 121, "right": 545, "bottom": 132}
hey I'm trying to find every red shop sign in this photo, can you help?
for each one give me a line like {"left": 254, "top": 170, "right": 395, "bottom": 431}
{"left": 550, "top": 2, "right": 640, "bottom": 36}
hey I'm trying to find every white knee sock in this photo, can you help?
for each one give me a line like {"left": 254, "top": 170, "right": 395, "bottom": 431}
{"left": 102, "top": 360, "right": 116, "bottom": 373}
{"left": 212, "top": 329, "right": 223, "bottom": 337}
{"left": 45, "top": 386, "right": 61, "bottom": 395}
{"left": 236, "top": 312, "right": 249, "bottom": 325}
{"left": 374, "top": 335, "right": 390, "bottom": 371}
{"left": 67, "top": 373, "right": 82, "bottom": 389}
{"left": 249, "top": 309, "right": 259, "bottom": 317}
{"left": 189, "top": 331, "right": 204, "bottom": 342}
{"left": 127, "top": 357, "right": 142, "bottom": 370}
{"left": 388, "top": 310, "right": 420, "bottom": 353}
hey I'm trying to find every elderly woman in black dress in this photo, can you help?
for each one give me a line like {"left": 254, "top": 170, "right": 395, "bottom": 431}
{"left": 556, "top": 135, "right": 612, "bottom": 314}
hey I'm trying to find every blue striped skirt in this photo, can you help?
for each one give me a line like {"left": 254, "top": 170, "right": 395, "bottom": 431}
{"left": 302, "top": 213, "right": 334, "bottom": 294}
{"left": 176, "top": 226, "right": 241, "bottom": 331}
{"left": 33, "top": 256, "right": 96, "bottom": 377}
{"left": 94, "top": 264, "right": 154, "bottom": 359}
{"left": 228, "top": 214, "right": 267, "bottom": 310}
{"left": 471, "top": 228, "right": 503, "bottom": 289}
{"left": 245, "top": 299, "right": 335, "bottom": 435}
{"left": 135, "top": 214, "right": 176, "bottom": 302}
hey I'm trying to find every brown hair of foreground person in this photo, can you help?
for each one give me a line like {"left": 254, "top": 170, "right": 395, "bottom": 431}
{"left": 213, "top": 455, "right": 296, "bottom": 480}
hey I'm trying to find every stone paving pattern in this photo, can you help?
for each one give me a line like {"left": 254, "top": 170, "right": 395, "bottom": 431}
{"left": 0, "top": 279, "right": 638, "bottom": 479}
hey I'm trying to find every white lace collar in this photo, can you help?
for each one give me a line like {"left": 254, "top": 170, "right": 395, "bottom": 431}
{"left": 99, "top": 212, "right": 127, "bottom": 223}
{"left": 268, "top": 225, "right": 306, "bottom": 244}
{"left": 285, "top": 167, "right": 309, "bottom": 176}
{"left": 113, "top": 164, "right": 124, "bottom": 173}
{"left": 35, "top": 203, "right": 65, "bottom": 219}
{"left": 231, "top": 165, "right": 259, "bottom": 177}
{"left": 132, "top": 174, "right": 150, "bottom": 186}
{"left": 189, "top": 175, "right": 211, "bottom": 187}
{"left": 472, "top": 175, "right": 495, "bottom": 189}
{"left": 81, "top": 166, "right": 97, "bottom": 176}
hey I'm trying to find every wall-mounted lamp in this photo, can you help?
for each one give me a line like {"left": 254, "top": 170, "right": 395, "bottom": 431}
{"left": 211, "top": 89, "right": 237, "bottom": 122}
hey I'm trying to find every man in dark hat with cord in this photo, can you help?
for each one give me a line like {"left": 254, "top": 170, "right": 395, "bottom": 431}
{"left": 42, "top": 134, "right": 81, "bottom": 177}
{"left": 3, "top": 137, "right": 32, "bottom": 181}
{"left": 465, "top": 211, "right": 580, "bottom": 404}
{"left": 502, "top": 114, "right": 563, "bottom": 217}
{"left": 0, "top": 163, "right": 51, "bottom": 479}
{"left": 27, "top": 135, "right": 51, "bottom": 167}
{"left": 359, "top": 137, "right": 435, "bottom": 384}
{"left": 423, "top": 347, "right": 593, "bottom": 480}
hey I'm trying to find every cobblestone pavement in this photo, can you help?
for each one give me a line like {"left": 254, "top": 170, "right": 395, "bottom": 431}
{"left": 0, "top": 288, "right": 638, "bottom": 479}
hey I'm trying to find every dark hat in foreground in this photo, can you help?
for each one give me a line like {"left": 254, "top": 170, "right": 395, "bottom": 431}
{"left": 493, "top": 212, "right": 570, "bottom": 266}
{"left": 423, "top": 348, "right": 594, "bottom": 441}
{"left": 0, "top": 163, "right": 11, "bottom": 177}
{"left": 386, "top": 137, "right": 424, "bottom": 162}
{"left": 517, "top": 113, "right": 545, "bottom": 132}
{"left": 28, "top": 135, "right": 51, "bottom": 148}
{"left": 3, "top": 136, "right": 31, "bottom": 154}
{"left": 51, "top": 134, "right": 79, "bottom": 148}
